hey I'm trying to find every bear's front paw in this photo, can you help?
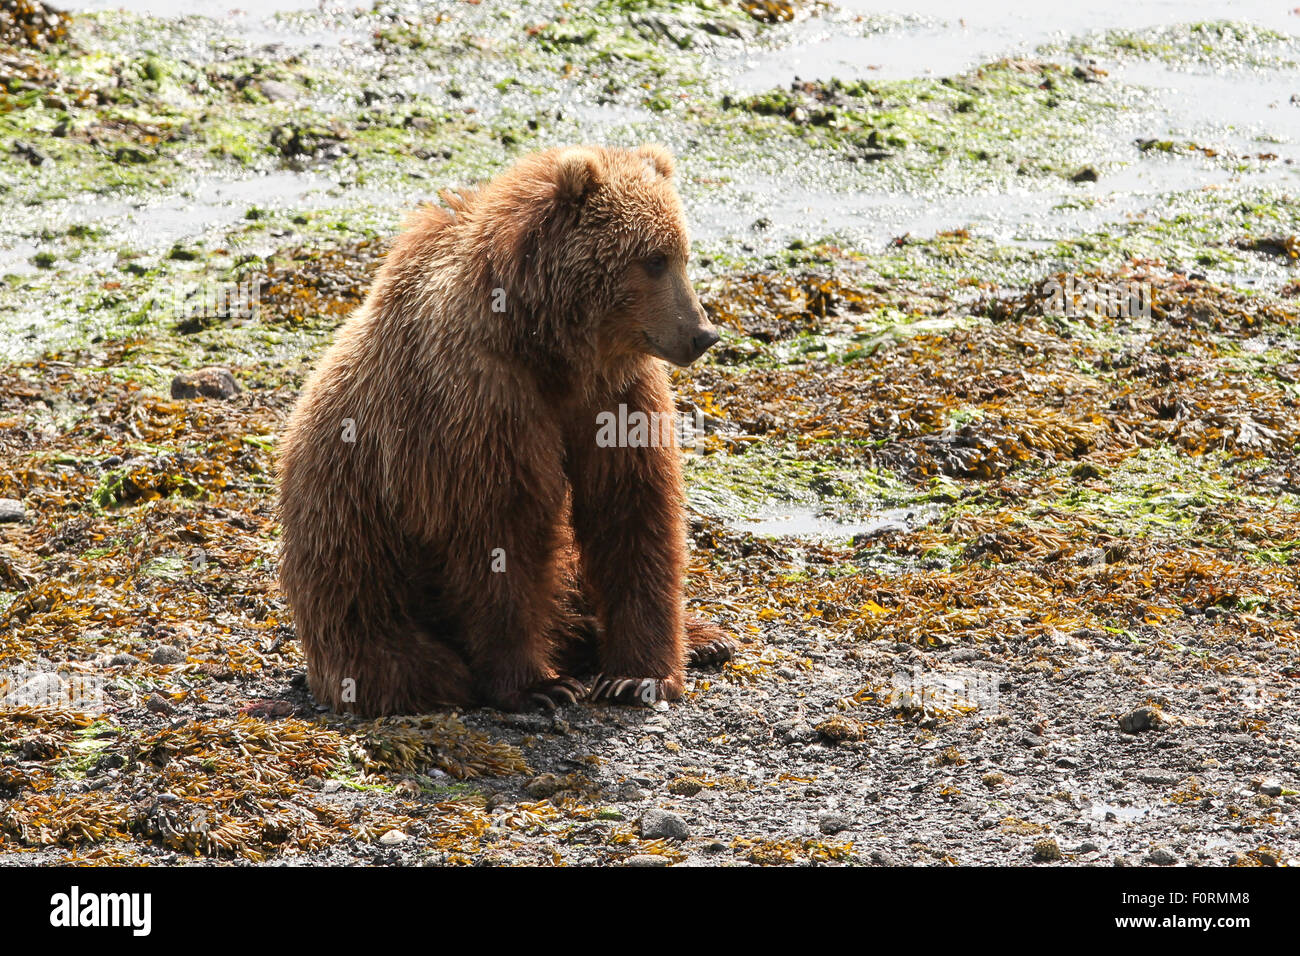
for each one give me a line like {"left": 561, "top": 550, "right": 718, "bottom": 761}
{"left": 588, "top": 673, "right": 683, "bottom": 706}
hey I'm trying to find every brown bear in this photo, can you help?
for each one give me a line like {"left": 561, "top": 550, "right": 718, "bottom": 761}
{"left": 277, "top": 144, "right": 735, "bottom": 716}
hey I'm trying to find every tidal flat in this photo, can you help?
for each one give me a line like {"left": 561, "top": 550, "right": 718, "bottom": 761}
{"left": 0, "top": 0, "right": 1297, "bottom": 866}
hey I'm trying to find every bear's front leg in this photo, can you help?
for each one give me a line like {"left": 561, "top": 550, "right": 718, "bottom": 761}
{"left": 567, "top": 374, "right": 690, "bottom": 706}
{"left": 432, "top": 428, "right": 588, "bottom": 713}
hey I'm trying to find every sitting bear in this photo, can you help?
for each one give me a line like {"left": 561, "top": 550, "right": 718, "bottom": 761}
{"left": 277, "top": 144, "right": 734, "bottom": 715}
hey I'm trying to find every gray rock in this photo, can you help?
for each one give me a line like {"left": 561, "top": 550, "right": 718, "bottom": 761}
{"left": 1144, "top": 847, "right": 1178, "bottom": 866}
{"left": 150, "top": 645, "right": 187, "bottom": 665}
{"left": 818, "top": 811, "right": 851, "bottom": 835}
{"left": 1258, "top": 779, "right": 1284, "bottom": 797}
{"left": 258, "top": 80, "right": 297, "bottom": 102}
{"left": 0, "top": 499, "right": 26, "bottom": 523}
{"left": 625, "top": 854, "right": 670, "bottom": 867}
{"left": 778, "top": 721, "right": 815, "bottom": 745}
{"left": 1137, "top": 770, "right": 1178, "bottom": 786}
{"left": 525, "top": 773, "right": 563, "bottom": 798}
{"left": 639, "top": 808, "right": 689, "bottom": 840}
{"left": 1119, "top": 706, "right": 1166, "bottom": 734}
{"left": 170, "top": 367, "right": 241, "bottom": 400}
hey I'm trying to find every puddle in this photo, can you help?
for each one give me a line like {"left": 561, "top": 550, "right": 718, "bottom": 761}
{"left": 730, "top": 503, "right": 943, "bottom": 540}
{"left": 1089, "top": 802, "right": 1154, "bottom": 823}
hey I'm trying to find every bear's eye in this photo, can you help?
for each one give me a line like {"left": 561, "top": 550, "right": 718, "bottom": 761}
{"left": 642, "top": 253, "right": 669, "bottom": 278}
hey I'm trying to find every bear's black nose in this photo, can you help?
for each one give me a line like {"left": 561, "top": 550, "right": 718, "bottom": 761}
{"left": 691, "top": 328, "right": 720, "bottom": 356}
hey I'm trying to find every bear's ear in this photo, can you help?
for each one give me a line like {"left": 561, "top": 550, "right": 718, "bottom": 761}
{"left": 552, "top": 147, "right": 602, "bottom": 205}
{"left": 636, "top": 143, "right": 674, "bottom": 180}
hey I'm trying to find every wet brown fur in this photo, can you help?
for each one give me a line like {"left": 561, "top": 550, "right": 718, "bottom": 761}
{"left": 277, "top": 145, "right": 727, "bottom": 715}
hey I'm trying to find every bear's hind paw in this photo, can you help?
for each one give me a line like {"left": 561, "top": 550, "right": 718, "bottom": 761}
{"left": 497, "top": 676, "right": 587, "bottom": 712}
{"left": 687, "top": 637, "right": 736, "bottom": 669}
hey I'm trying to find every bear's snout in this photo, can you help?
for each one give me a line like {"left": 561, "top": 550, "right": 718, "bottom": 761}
{"left": 689, "top": 326, "right": 720, "bottom": 361}
{"left": 657, "top": 314, "right": 718, "bottom": 367}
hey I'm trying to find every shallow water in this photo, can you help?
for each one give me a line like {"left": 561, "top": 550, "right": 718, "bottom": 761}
{"left": 730, "top": 0, "right": 1300, "bottom": 88}
{"left": 34, "top": 0, "right": 1299, "bottom": 279}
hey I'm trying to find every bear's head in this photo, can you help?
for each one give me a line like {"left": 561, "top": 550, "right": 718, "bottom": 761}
{"left": 479, "top": 144, "right": 719, "bottom": 369}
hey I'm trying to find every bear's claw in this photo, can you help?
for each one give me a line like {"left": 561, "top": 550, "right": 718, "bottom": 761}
{"left": 522, "top": 676, "right": 587, "bottom": 711}
{"left": 588, "top": 673, "right": 665, "bottom": 706}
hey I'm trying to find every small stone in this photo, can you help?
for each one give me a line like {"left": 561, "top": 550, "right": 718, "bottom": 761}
{"left": 170, "top": 367, "right": 241, "bottom": 400}
{"left": 779, "top": 721, "right": 815, "bottom": 745}
{"left": 0, "top": 499, "right": 26, "bottom": 523}
{"left": 1137, "top": 770, "right": 1178, "bottom": 786}
{"left": 258, "top": 79, "right": 297, "bottom": 102}
{"left": 525, "top": 773, "right": 563, "bottom": 798}
{"left": 1257, "top": 779, "right": 1284, "bottom": 797}
{"left": 617, "top": 783, "right": 650, "bottom": 802}
{"left": 625, "top": 854, "right": 670, "bottom": 867}
{"left": 108, "top": 654, "right": 138, "bottom": 668}
{"left": 817, "top": 811, "right": 851, "bottom": 835}
{"left": 1144, "top": 847, "right": 1178, "bottom": 866}
{"left": 1032, "top": 838, "right": 1062, "bottom": 862}
{"left": 639, "top": 808, "right": 689, "bottom": 840}
{"left": 870, "top": 849, "right": 900, "bottom": 866}
{"left": 1119, "top": 706, "right": 1166, "bottom": 734}
{"left": 150, "top": 645, "right": 186, "bottom": 665}
{"left": 1071, "top": 165, "right": 1100, "bottom": 183}
{"left": 378, "top": 829, "right": 408, "bottom": 846}
{"left": 321, "top": 780, "right": 343, "bottom": 793}
{"left": 145, "top": 694, "right": 175, "bottom": 716}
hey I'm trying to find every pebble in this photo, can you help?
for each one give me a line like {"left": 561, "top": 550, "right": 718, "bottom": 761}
{"left": 625, "top": 854, "right": 670, "bottom": 867}
{"left": 0, "top": 499, "right": 26, "bottom": 523}
{"left": 639, "top": 808, "right": 689, "bottom": 840}
{"left": 1144, "top": 847, "right": 1178, "bottom": 866}
{"left": 1258, "top": 779, "right": 1284, "bottom": 797}
{"left": 378, "top": 829, "right": 408, "bottom": 846}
